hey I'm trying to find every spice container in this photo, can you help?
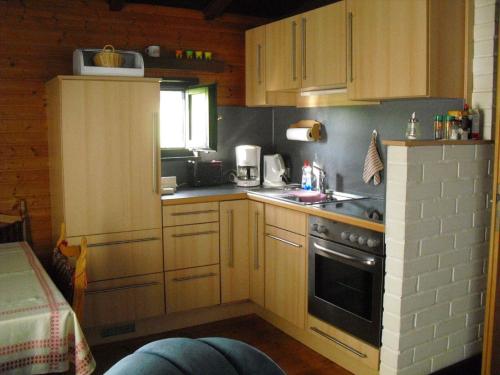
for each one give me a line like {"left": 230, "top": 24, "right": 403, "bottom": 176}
{"left": 433, "top": 115, "right": 444, "bottom": 140}
{"left": 450, "top": 118, "right": 460, "bottom": 140}
{"left": 405, "top": 112, "right": 420, "bottom": 140}
{"left": 443, "top": 115, "right": 455, "bottom": 140}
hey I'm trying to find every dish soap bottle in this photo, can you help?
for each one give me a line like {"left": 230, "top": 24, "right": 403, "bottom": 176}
{"left": 405, "top": 112, "right": 421, "bottom": 140}
{"left": 301, "top": 160, "right": 312, "bottom": 190}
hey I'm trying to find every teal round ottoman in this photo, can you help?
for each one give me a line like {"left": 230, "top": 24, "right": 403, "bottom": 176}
{"left": 104, "top": 337, "right": 286, "bottom": 375}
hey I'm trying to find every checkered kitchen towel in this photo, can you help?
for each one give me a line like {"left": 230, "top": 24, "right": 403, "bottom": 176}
{"left": 362, "top": 131, "right": 384, "bottom": 185}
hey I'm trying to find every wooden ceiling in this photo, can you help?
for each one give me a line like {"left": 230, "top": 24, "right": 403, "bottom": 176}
{"left": 110, "top": 0, "right": 338, "bottom": 20}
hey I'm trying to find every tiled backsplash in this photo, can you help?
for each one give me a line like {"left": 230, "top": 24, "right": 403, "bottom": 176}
{"left": 162, "top": 99, "right": 464, "bottom": 190}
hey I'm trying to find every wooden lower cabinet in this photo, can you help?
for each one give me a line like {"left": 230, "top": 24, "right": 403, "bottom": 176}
{"left": 249, "top": 201, "right": 265, "bottom": 307}
{"left": 165, "top": 265, "right": 221, "bottom": 313}
{"left": 69, "top": 229, "right": 163, "bottom": 282}
{"left": 162, "top": 202, "right": 219, "bottom": 227}
{"left": 84, "top": 273, "right": 164, "bottom": 327}
{"left": 220, "top": 200, "right": 250, "bottom": 303}
{"left": 264, "top": 225, "right": 306, "bottom": 329}
{"left": 308, "top": 315, "right": 380, "bottom": 370}
{"left": 163, "top": 222, "right": 219, "bottom": 271}
{"left": 265, "top": 204, "right": 307, "bottom": 235}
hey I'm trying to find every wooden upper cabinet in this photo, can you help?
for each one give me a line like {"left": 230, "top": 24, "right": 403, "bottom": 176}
{"left": 301, "top": 1, "right": 347, "bottom": 90}
{"left": 57, "top": 78, "right": 161, "bottom": 236}
{"left": 246, "top": 25, "right": 267, "bottom": 106}
{"left": 220, "top": 200, "right": 250, "bottom": 303}
{"left": 265, "top": 15, "right": 302, "bottom": 92}
{"left": 347, "top": 0, "right": 465, "bottom": 100}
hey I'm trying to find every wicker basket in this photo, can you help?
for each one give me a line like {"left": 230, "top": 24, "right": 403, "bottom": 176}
{"left": 93, "top": 45, "right": 123, "bottom": 68}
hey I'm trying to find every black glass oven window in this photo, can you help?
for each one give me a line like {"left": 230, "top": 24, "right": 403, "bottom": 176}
{"left": 315, "top": 254, "right": 373, "bottom": 320}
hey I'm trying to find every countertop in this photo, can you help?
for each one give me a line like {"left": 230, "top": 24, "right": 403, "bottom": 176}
{"left": 162, "top": 185, "right": 385, "bottom": 233}
{"left": 382, "top": 139, "right": 493, "bottom": 147}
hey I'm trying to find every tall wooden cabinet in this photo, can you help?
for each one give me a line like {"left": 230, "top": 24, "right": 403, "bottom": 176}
{"left": 46, "top": 76, "right": 163, "bottom": 327}
{"left": 245, "top": 25, "right": 267, "bottom": 106}
{"left": 347, "top": 0, "right": 465, "bottom": 100}
{"left": 220, "top": 200, "right": 250, "bottom": 303}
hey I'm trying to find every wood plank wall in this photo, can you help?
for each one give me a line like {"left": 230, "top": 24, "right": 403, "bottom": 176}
{"left": 0, "top": 0, "right": 263, "bottom": 261}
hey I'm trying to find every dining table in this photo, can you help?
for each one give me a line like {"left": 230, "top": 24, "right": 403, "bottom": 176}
{"left": 0, "top": 241, "right": 95, "bottom": 374}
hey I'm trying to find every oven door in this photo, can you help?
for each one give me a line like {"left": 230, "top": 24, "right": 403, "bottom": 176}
{"left": 308, "top": 236, "right": 384, "bottom": 347}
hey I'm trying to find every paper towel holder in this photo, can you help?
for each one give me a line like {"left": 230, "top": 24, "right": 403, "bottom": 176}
{"left": 289, "top": 120, "right": 322, "bottom": 141}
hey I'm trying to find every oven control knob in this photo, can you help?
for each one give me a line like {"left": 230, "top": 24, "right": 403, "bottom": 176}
{"left": 317, "top": 225, "right": 328, "bottom": 234}
{"left": 349, "top": 233, "right": 359, "bottom": 242}
{"left": 358, "top": 236, "right": 367, "bottom": 246}
{"left": 340, "top": 231, "right": 350, "bottom": 240}
{"left": 367, "top": 238, "right": 380, "bottom": 248}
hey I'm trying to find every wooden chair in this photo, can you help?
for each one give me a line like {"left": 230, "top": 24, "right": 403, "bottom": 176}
{"left": 52, "top": 223, "right": 88, "bottom": 322}
{"left": 0, "top": 199, "right": 31, "bottom": 244}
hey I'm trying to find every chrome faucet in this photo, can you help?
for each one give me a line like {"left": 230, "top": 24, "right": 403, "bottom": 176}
{"left": 313, "top": 165, "right": 326, "bottom": 193}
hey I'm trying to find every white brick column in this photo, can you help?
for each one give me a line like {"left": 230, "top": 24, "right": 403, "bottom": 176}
{"left": 381, "top": 144, "right": 493, "bottom": 375}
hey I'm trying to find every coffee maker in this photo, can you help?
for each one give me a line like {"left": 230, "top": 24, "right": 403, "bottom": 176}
{"left": 235, "top": 145, "right": 261, "bottom": 187}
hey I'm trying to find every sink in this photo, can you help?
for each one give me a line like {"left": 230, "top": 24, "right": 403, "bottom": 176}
{"left": 248, "top": 188, "right": 366, "bottom": 206}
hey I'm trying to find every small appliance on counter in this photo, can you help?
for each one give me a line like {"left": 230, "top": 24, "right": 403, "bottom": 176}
{"left": 263, "top": 154, "right": 286, "bottom": 188}
{"left": 235, "top": 145, "right": 261, "bottom": 187}
{"left": 161, "top": 176, "right": 177, "bottom": 195}
{"left": 187, "top": 160, "right": 223, "bottom": 187}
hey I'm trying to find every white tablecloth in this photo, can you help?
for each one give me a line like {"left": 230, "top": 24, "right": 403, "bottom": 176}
{"left": 0, "top": 242, "right": 95, "bottom": 374}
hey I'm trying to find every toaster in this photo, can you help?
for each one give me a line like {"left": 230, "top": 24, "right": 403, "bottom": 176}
{"left": 187, "top": 160, "right": 224, "bottom": 187}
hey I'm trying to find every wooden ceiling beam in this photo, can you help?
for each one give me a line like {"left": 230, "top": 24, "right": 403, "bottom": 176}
{"left": 203, "top": 0, "right": 233, "bottom": 19}
{"left": 109, "top": 0, "right": 126, "bottom": 11}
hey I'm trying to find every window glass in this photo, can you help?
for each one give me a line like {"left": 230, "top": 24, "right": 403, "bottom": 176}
{"left": 160, "top": 90, "right": 185, "bottom": 149}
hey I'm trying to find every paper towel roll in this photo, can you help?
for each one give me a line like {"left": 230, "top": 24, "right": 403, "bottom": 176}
{"left": 286, "top": 127, "right": 314, "bottom": 141}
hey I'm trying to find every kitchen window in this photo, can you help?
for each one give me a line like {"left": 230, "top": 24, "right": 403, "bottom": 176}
{"left": 160, "top": 79, "right": 217, "bottom": 157}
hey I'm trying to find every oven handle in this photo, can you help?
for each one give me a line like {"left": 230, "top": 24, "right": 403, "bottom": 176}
{"left": 313, "top": 242, "right": 376, "bottom": 266}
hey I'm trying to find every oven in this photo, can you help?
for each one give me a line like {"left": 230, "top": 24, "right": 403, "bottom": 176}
{"left": 308, "top": 216, "right": 385, "bottom": 347}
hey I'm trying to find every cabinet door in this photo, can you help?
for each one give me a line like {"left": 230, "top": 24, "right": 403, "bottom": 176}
{"left": 61, "top": 79, "right": 161, "bottom": 236}
{"left": 347, "top": 0, "right": 427, "bottom": 100}
{"left": 220, "top": 200, "right": 249, "bottom": 303}
{"left": 265, "top": 225, "right": 306, "bottom": 329}
{"left": 246, "top": 26, "right": 267, "bottom": 106}
{"left": 301, "top": 1, "right": 347, "bottom": 90}
{"left": 266, "top": 15, "right": 301, "bottom": 91}
{"left": 248, "top": 201, "right": 265, "bottom": 307}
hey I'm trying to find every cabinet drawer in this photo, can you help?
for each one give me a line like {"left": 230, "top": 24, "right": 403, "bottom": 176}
{"left": 163, "top": 202, "right": 219, "bottom": 227}
{"left": 68, "top": 229, "right": 163, "bottom": 282}
{"left": 165, "top": 265, "right": 220, "bottom": 313}
{"left": 265, "top": 204, "right": 307, "bottom": 235}
{"left": 308, "top": 315, "right": 380, "bottom": 370}
{"left": 84, "top": 273, "right": 164, "bottom": 328}
{"left": 164, "top": 223, "right": 219, "bottom": 271}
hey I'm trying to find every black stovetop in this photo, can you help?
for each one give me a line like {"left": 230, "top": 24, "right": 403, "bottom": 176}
{"left": 311, "top": 197, "right": 385, "bottom": 224}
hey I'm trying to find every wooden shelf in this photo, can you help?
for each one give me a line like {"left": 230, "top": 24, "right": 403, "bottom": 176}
{"left": 143, "top": 56, "right": 225, "bottom": 73}
{"left": 382, "top": 139, "right": 494, "bottom": 147}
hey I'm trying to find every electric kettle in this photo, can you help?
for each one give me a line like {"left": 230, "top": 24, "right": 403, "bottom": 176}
{"left": 263, "top": 154, "right": 286, "bottom": 188}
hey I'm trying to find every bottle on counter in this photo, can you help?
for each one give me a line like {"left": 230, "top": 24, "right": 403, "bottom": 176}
{"left": 433, "top": 115, "right": 444, "bottom": 140}
{"left": 470, "top": 107, "right": 481, "bottom": 140}
{"left": 301, "top": 160, "right": 312, "bottom": 191}
{"left": 405, "top": 112, "right": 421, "bottom": 140}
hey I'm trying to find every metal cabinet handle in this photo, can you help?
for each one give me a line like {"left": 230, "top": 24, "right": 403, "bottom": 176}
{"left": 265, "top": 233, "right": 302, "bottom": 248}
{"left": 172, "top": 230, "right": 218, "bottom": 238}
{"left": 301, "top": 17, "right": 307, "bottom": 80}
{"left": 254, "top": 211, "right": 259, "bottom": 270}
{"left": 152, "top": 112, "right": 159, "bottom": 194}
{"left": 347, "top": 11, "right": 354, "bottom": 83}
{"left": 86, "top": 281, "right": 160, "bottom": 295}
{"left": 171, "top": 209, "right": 218, "bottom": 216}
{"left": 228, "top": 209, "right": 234, "bottom": 267}
{"left": 88, "top": 237, "right": 160, "bottom": 248}
{"left": 310, "top": 327, "right": 367, "bottom": 358}
{"left": 313, "top": 242, "right": 375, "bottom": 266}
{"left": 173, "top": 272, "right": 217, "bottom": 282}
{"left": 257, "top": 44, "right": 262, "bottom": 85}
{"left": 291, "top": 20, "right": 297, "bottom": 81}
